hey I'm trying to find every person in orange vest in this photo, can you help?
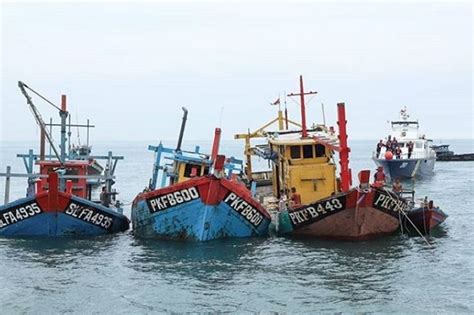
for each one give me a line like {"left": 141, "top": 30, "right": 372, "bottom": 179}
{"left": 290, "top": 187, "right": 302, "bottom": 208}
{"left": 373, "top": 166, "right": 386, "bottom": 188}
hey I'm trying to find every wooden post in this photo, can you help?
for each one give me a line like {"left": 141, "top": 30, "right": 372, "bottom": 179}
{"left": 4, "top": 166, "right": 11, "bottom": 204}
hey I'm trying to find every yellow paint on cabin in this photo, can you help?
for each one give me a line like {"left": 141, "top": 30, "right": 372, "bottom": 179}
{"left": 176, "top": 161, "right": 209, "bottom": 183}
{"left": 270, "top": 141, "right": 337, "bottom": 204}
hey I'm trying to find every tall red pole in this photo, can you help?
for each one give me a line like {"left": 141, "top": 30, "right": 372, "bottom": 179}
{"left": 337, "top": 103, "right": 352, "bottom": 192}
{"left": 211, "top": 127, "right": 222, "bottom": 161}
{"left": 299, "top": 75, "right": 308, "bottom": 138}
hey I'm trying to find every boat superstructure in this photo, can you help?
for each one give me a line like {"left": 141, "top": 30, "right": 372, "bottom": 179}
{"left": 373, "top": 107, "right": 436, "bottom": 179}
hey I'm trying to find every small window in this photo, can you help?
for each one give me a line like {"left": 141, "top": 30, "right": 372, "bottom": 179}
{"left": 416, "top": 142, "right": 423, "bottom": 149}
{"left": 290, "top": 146, "right": 301, "bottom": 159}
{"left": 183, "top": 164, "right": 202, "bottom": 178}
{"left": 303, "top": 145, "right": 313, "bottom": 159}
{"left": 315, "top": 144, "right": 326, "bottom": 157}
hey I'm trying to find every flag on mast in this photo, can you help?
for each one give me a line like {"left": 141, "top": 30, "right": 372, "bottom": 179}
{"left": 271, "top": 97, "right": 280, "bottom": 106}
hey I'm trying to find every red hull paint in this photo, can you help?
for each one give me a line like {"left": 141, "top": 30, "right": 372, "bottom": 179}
{"left": 286, "top": 188, "right": 404, "bottom": 240}
{"left": 135, "top": 175, "right": 271, "bottom": 220}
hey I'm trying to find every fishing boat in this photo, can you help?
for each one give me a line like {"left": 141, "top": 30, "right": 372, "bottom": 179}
{"left": 132, "top": 108, "right": 271, "bottom": 241}
{"left": 397, "top": 190, "right": 448, "bottom": 235}
{"left": 403, "top": 205, "right": 448, "bottom": 235}
{"left": 431, "top": 144, "right": 474, "bottom": 162}
{"left": 236, "top": 76, "right": 410, "bottom": 240}
{"left": 372, "top": 107, "right": 436, "bottom": 179}
{"left": 0, "top": 82, "right": 129, "bottom": 236}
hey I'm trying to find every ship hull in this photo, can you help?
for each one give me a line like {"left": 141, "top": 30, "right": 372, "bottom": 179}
{"left": 277, "top": 188, "right": 408, "bottom": 240}
{"left": 403, "top": 206, "right": 448, "bottom": 234}
{"left": 0, "top": 194, "right": 129, "bottom": 236}
{"left": 373, "top": 157, "right": 435, "bottom": 180}
{"left": 132, "top": 176, "right": 271, "bottom": 241}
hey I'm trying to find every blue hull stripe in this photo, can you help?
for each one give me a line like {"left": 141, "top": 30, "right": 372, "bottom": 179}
{"left": 133, "top": 199, "right": 270, "bottom": 241}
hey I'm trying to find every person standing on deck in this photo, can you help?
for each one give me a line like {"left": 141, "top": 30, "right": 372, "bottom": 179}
{"left": 407, "top": 141, "right": 414, "bottom": 159}
{"left": 391, "top": 137, "right": 398, "bottom": 152}
{"left": 373, "top": 166, "right": 386, "bottom": 188}
{"left": 392, "top": 178, "right": 403, "bottom": 197}
{"left": 386, "top": 136, "right": 392, "bottom": 152}
{"left": 376, "top": 140, "right": 384, "bottom": 158}
{"left": 290, "top": 187, "right": 302, "bottom": 208}
{"left": 395, "top": 146, "right": 402, "bottom": 159}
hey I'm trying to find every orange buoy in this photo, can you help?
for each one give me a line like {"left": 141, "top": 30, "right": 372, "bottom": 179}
{"left": 385, "top": 151, "right": 394, "bottom": 160}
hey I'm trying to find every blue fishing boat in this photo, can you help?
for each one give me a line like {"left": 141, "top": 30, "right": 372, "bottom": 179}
{"left": 132, "top": 108, "right": 271, "bottom": 241}
{"left": 372, "top": 107, "right": 436, "bottom": 180}
{"left": 0, "top": 82, "right": 129, "bottom": 236}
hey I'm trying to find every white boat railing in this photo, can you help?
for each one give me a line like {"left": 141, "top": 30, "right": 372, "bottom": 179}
{"left": 373, "top": 151, "right": 435, "bottom": 160}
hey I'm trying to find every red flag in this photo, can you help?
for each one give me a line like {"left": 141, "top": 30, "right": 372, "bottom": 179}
{"left": 271, "top": 97, "right": 280, "bottom": 106}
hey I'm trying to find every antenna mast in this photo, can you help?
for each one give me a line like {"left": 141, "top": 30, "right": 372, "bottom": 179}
{"left": 287, "top": 75, "right": 317, "bottom": 138}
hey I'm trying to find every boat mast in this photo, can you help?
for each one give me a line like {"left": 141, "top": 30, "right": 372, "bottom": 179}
{"left": 18, "top": 81, "right": 64, "bottom": 164}
{"left": 337, "top": 103, "right": 351, "bottom": 192}
{"left": 176, "top": 107, "right": 188, "bottom": 152}
{"left": 287, "top": 75, "right": 317, "bottom": 138}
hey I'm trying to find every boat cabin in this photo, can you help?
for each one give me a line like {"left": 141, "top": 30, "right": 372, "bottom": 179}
{"left": 36, "top": 160, "right": 90, "bottom": 198}
{"left": 269, "top": 136, "right": 338, "bottom": 205}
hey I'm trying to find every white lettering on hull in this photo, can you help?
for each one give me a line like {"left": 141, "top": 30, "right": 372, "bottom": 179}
{"left": 0, "top": 201, "right": 42, "bottom": 229}
{"left": 288, "top": 196, "right": 346, "bottom": 227}
{"left": 65, "top": 201, "right": 114, "bottom": 230}
{"left": 147, "top": 187, "right": 200, "bottom": 213}
{"left": 224, "top": 192, "right": 264, "bottom": 228}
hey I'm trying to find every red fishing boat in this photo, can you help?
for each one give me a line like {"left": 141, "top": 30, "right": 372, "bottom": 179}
{"left": 237, "top": 76, "right": 410, "bottom": 240}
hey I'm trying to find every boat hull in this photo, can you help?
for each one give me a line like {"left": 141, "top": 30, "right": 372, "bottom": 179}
{"left": 277, "top": 188, "right": 408, "bottom": 240}
{"left": 403, "top": 206, "right": 448, "bottom": 234}
{"left": 373, "top": 157, "right": 435, "bottom": 180}
{"left": 0, "top": 193, "right": 129, "bottom": 236}
{"left": 132, "top": 176, "right": 271, "bottom": 241}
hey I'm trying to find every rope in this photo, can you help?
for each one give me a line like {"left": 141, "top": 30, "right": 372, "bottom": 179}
{"left": 382, "top": 187, "right": 432, "bottom": 247}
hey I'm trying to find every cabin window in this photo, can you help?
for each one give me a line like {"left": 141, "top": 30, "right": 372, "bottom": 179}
{"left": 290, "top": 146, "right": 301, "bottom": 159}
{"left": 303, "top": 145, "right": 313, "bottom": 159}
{"left": 315, "top": 144, "right": 326, "bottom": 157}
{"left": 416, "top": 142, "right": 423, "bottom": 149}
{"left": 398, "top": 142, "right": 405, "bottom": 148}
{"left": 183, "top": 164, "right": 202, "bottom": 178}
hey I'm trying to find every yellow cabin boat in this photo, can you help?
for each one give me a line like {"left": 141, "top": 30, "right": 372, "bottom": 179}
{"left": 267, "top": 128, "right": 340, "bottom": 205}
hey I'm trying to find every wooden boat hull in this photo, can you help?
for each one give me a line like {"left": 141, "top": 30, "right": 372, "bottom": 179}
{"left": 132, "top": 176, "right": 271, "bottom": 241}
{"left": 277, "top": 188, "right": 408, "bottom": 240}
{"left": 0, "top": 193, "right": 130, "bottom": 236}
{"left": 403, "top": 206, "right": 448, "bottom": 234}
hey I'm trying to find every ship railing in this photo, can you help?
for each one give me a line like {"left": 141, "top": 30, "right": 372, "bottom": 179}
{"left": 373, "top": 151, "right": 435, "bottom": 160}
{"left": 0, "top": 165, "right": 116, "bottom": 204}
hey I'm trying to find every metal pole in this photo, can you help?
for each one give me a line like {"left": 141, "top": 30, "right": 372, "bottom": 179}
{"left": 86, "top": 119, "right": 90, "bottom": 148}
{"left": 68, "top": 114, "right": 72, "bottom": 157}
{"left": 59, "top": 95, "right": 68, "bottom": 191}
{"left": 299, "top": 75, "right": 308, "bottom": 138}
{"left": 321, "top": 103, "right": 326, "bottom": 125}
{"left": 4, "top": 166, "right": 11, "bottom": 204}
{"left": 49, "top": 117, "right": 53, "bottom": 160}
{"left": 176, "top": 107, "right": 188, "bottom": 152}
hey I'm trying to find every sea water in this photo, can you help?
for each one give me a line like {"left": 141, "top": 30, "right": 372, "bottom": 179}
{"left": 0, "top": 140, "right": 473, "bottom": 313}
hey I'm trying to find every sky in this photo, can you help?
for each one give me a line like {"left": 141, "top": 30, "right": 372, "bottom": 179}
{"left": 0, "top": 0, "right": 472, "bottom": 144}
